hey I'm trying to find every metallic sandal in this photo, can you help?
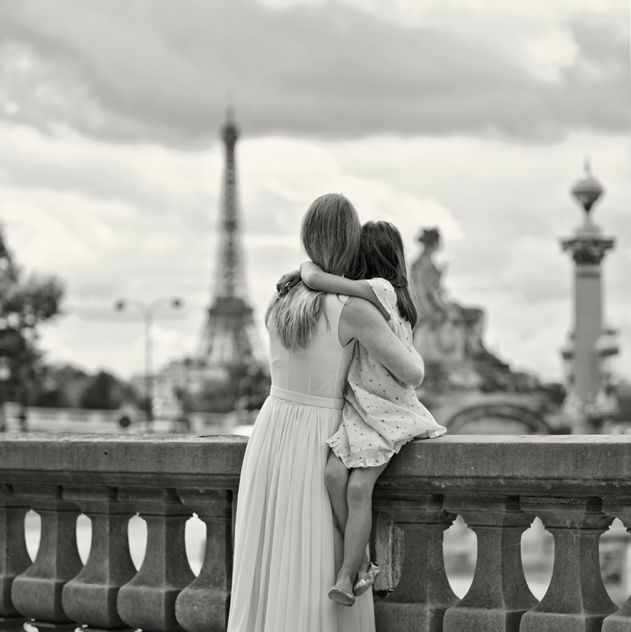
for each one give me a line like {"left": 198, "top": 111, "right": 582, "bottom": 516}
{"left": 353, "top": 562, "right": 381, "bottom": 596}
{"left": 328, "top": 585, "right": 355, "bottom": 607}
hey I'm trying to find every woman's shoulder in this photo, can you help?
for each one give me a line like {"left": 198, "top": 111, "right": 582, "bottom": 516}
{"left": 323, "top": 292, "right": 351, "bottom": 306}
{"left": 322, "top": 292, "right": 352, "bottom": 323}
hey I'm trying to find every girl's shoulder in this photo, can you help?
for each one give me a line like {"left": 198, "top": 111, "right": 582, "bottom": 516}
{"left": 366, "top": 277, "right": 398, "bottom": 313}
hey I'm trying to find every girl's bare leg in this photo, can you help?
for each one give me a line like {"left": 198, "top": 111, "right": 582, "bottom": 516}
{"left": 333, "top": 463, "right": 388, "bottom": 594}
{"left": 324, "top": 452, "right": 350, "bottom": 571}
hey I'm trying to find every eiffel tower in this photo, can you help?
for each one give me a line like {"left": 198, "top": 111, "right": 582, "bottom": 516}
{"left": 198, "top": 110, "right": 267, "bottom": 377}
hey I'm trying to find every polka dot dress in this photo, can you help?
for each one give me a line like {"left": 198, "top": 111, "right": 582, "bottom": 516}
{"left": 326, "top": 278, "right": 446, "bottom": 468}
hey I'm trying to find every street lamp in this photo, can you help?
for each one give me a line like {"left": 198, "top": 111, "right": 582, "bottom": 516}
{"left": 114, "top": 296, "right": 183, "bottom": 430}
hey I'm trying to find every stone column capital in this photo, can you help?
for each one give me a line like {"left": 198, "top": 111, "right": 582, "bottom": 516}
{"left": 561, "top": 235, "right": 615, "bottom": 265}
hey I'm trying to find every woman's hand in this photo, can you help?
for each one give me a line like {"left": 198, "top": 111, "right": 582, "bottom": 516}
{"left": 276, "top": 269, "right": 301, "bottom": 295}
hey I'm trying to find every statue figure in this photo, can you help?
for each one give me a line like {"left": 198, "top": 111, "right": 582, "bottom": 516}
{"left": 410, "top": 228, "right": 448, "bottom": 325}
{"left": 410, "top": 227, "right": 500, "bottom": 391}
{"left": 411, "top": 228, "right": 467, "bottom": 365}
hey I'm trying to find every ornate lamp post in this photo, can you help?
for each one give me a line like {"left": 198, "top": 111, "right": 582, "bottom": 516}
{"left": 560, "top": 161, "right": 618, "bottom": 433}
{"left": 114, "top": 297, "right": 183, "bottom": 430}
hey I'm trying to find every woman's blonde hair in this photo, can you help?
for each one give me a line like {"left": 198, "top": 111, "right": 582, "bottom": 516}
{"left": 267, "top": 193, "right": 361, "bottom": 349}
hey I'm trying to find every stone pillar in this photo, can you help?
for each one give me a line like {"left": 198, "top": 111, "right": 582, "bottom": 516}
{"left": 116, "top": 488, "right": 195, "bottom": 632}
{"left": 442, "top": 495, "right": 536, "bottom": 632}
{"left": 0, "top": 485, "right": 30, "bottom": 631}
{"left": 601, "top": 498, "right": 631, "bottom": 632}
{"left": 520, "top": 496, "right": 616, "bottom": 632}
{"left": 10, "top": 484, "right": 83, "bottom": 630}
{"left": 175, "top": 489, "right": 233, "bottom": 632}
{"left": 374, "top": 494, "right": 458, "bottom": 632}
{"left": 61, "top": 486, "right": 135, "bottom": 630}
{"left": 561, "top": 161, "right": 615, "bottom": 433}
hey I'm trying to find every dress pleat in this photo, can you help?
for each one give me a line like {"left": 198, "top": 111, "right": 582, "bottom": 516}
{"left": 227, "top": 396, "right": 375, "bottom": 632}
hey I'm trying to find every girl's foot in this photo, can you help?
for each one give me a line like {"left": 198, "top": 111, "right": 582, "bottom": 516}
{"left": 353, "top": 562, "right": 380, "bottom": 596}
{"left": 328, "top": 584, "right": 355, "bottom": 607}
{"left": 328, "top": 574, "right": 355, "bottom": 606}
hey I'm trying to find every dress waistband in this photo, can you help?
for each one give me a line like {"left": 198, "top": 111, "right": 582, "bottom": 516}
{"left": 270, "top": 386, "right": 344, "bottom": 410}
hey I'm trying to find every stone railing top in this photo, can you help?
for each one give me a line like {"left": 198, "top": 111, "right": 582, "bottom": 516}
{"left": 0, "top": 433, "right": 630, "bottom": 495}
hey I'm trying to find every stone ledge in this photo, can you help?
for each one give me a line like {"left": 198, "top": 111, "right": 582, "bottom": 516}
{"left": 0, "top": 433, "right": 630, "bottom": 495}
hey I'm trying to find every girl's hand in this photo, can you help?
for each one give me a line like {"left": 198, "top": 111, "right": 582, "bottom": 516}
{"left": 276, "top": 270, "right": 301, "bottom": 295}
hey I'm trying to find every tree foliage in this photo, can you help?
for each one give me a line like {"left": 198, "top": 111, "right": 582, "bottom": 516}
{"left": 80, "top": 370, "right": 137, "bottom": 410}
{"left": 191, "top": 365, "right": 270, "bottom": 413}
{"left": 0, "top": 225, "right": 64, "bottom": 404}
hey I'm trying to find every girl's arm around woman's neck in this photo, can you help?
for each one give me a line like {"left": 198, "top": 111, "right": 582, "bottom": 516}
{"left": 301, "top": 261, "right": 390, "bottom": 321}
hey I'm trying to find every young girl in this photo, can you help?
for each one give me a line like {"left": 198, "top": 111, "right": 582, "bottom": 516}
{"left": 279, "top": 220, "right": 446, "bottom": 606}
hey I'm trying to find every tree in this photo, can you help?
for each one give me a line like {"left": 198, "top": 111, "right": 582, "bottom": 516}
{"left": 32, "top": 363, "right": 90, "bottom": 408}
{"left": 0, "top": 225, "right": 64, "bottom": 426}
{"left": 80, "top": 370, "right": 136, "bottom": 410}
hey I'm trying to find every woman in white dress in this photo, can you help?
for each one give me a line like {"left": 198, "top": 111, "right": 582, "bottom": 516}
{"left": 226, "top": 193, "right": 424, "bottom": 632}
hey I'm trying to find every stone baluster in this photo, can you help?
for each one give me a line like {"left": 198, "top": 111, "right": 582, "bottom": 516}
{"left": 520, "top": 496, "right": 616, "bottom": 632}
{"left": 373, "top": 494, "right": 458, "bottom": 632}
{"left": 601, "top": 497, "right": 631, "bottom": 632}
{"left": 0, "top": 484, "right": 30, "bottom": 631}
{"left": 10, "top": 483, "right": 83, "bottom": 630}
{"left": 116, "top": 487, "right": 195, "bottom": 632}
{"left": 442, "top": 494, "right": 536, "bottom": 632}
{"left": 175, "top": 489, "right": 233, "bottom": 632}
{"left": 61, "top": 485, "right": 135, "bottom": 630}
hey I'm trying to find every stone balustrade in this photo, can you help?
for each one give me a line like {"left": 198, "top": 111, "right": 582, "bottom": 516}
{"left": 0, "top": 433, "right": 630, "bottom": 632}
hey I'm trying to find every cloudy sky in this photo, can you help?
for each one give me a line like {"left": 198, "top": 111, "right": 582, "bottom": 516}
{"left": 0, "top": 0, "right": 629, "bottom": 382}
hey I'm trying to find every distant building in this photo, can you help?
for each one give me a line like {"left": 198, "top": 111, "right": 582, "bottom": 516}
{"left": 133, "top": 357, "right": 207, "bottom": 419}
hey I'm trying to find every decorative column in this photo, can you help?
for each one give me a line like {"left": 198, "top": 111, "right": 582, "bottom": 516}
{"left": 116, "top": 488, "right": 194, "bottom": 632}
{"left": 61, "top": 486, "right": 135, "bottom": 630}
{"left": 560, "top": 160, "right": 617, "bottom": 433}
{"left": 10, "top": 484, "right": 83, "bottom": 630}
{"left": 442, "top": 495, "right": 536, "bottom": 632}
{"left": 175, "top": 489, "right": 233, "bottom": 632}
{"left": 520, "top": 496, "right": 616, "bottom": 632}
{"left": 373, "top": 494, "right": 458, "bottom": 632}
{"left": 0, "top": 485, "right": 30, "bottom": 631}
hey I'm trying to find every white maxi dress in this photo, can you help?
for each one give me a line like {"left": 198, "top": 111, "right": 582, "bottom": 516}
{"left": 227, "top": 293, "right": 376, "bottom": 632}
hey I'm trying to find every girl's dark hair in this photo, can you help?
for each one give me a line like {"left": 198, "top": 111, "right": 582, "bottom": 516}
{"left": 359, "top": 221, "right": 418, "bottom": 328}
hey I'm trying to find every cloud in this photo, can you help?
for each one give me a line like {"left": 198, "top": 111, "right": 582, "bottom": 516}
{"left": 0, "top": 122, "right": 221, "bottom": 224}
{"left": 0, "top": 0, "right": 628, "bottom": 146}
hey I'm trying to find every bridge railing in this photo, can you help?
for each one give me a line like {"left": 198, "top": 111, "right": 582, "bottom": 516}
{"left": 0, "top": 433, "right": 630, "bottom": 632}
